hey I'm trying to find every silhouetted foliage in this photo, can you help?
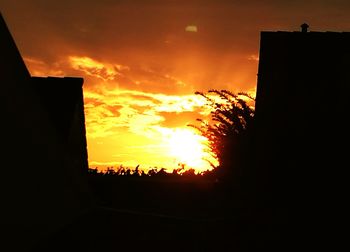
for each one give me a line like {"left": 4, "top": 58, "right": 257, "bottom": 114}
{"left": 189, "top": 90, "right": 255, "bottom": 180}
{"left": 88, "top": 165, "right": 215, "bottom": 180}
{"left": 88, "top": 165, "right": 210, "bottom": 178}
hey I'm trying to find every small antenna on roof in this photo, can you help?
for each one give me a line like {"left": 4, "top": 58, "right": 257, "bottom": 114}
{"left": 301, "top": 23, "right": 309, "bottom": 33}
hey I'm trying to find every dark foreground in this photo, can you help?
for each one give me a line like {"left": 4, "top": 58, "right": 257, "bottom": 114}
{"left": 34, "top": 176, "right": 291, "bottom": 251}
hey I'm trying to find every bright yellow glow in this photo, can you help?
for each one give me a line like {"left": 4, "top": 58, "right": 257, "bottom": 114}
{"left": 157, "top": 128, "right": 217, "bottom": 173}
{"left": 168, "top": 129, "right": 209, "bottom": 169}
{"left": 82, "top": 86, "right": 218, "bottom": 173}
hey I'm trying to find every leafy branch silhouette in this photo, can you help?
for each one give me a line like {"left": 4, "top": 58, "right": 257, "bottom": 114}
{"left": 188, "top": 89, "right": 255, "bottom": 179}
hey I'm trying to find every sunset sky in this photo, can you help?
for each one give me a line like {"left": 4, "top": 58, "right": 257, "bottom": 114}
{"left": 1, "top": 0, "right": 350, "bottom": 172}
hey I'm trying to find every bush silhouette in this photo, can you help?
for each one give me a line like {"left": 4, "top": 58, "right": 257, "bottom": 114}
{"left": 189, "top": 89, "right": 255, "bottom": 181}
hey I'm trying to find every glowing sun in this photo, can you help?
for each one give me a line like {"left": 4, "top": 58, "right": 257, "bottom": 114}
{"left": 166, "top": 128, "right": 216, "bottom": 172}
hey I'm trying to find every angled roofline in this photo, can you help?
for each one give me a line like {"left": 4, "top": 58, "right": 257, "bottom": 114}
{"left": 0, "top": 12, "right": 31, "bottom": 77}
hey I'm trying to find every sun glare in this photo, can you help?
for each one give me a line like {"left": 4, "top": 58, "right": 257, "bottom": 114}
{"left": 166, "top": 128, "right": 217, "bottom": 173}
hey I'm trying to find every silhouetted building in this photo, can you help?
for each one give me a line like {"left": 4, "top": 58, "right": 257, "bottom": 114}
{"left": 254, "top": 24, "right": 350, "bottom": 201}
{"left": 31, "top": 76, "right": 89, "bottom": 174}
{"left": 252, "top": 24, "right": 350, "bottom": 248}
{"left": 0, "top": 13, "right": 90, "bottom": 251}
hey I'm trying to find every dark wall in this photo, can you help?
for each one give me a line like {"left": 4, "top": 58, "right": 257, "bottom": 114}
{"left": 31, "top": 77, "right": 89, "bottom": 174}
{"left": 0, "top": 13, "right": 90, "bottom": 251}
{"left": 254, "top": 31, "right": 350, "bottom": 206}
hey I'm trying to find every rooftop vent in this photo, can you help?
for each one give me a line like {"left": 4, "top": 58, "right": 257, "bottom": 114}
{"left": 301, "top": 23, "right": 309, "bottom": 33}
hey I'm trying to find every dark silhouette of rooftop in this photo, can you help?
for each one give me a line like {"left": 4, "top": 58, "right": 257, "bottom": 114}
{"left": 253, "top": 24, "right": 349, "bottom": 247}
{"left": 255, "top": 25, "right": 350, "bottom": 183}
{"left": 1, "top": 12, "right": 90, "bottom": 251}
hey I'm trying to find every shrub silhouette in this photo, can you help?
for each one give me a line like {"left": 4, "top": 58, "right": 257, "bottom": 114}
{"left": 189, "top": 90, "right": 255, "bottom": 181}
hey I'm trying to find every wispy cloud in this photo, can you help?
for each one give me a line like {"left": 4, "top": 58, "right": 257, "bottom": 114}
{"left": 24, "top": 57, "right": 65, "bottom": 77}
{"left": 69, "top": 56, "right": 128, "bottom": 81}
{"left": 83, "top": 87, "right": 209, "bottom": 138}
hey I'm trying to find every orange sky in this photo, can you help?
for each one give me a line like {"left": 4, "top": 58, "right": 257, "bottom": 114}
{"left": 1, "top": 0, "right": 350, "bottom": 172}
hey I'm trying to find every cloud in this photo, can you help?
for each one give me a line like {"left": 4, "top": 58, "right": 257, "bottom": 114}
{"left": 158, "top": 111, "right": 202, "bottom": 128}
{"left": 83, "top": 87, "right": 209, "bottom": 139}
{"left": 105, "top": 105, "right": 123, "bottom": 117}
{"left": 69, "top": 56, "right": 127, "bottom": 81}
{"left": 6, "top": 0, "right": 350, "bottom": 96}
{"left": 23, "top": 57, "right": 65, "bottom": 77}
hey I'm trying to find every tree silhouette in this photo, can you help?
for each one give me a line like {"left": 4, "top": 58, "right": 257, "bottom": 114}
{"left": 189, "top": 90, "right": 255, "bottom": 181}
